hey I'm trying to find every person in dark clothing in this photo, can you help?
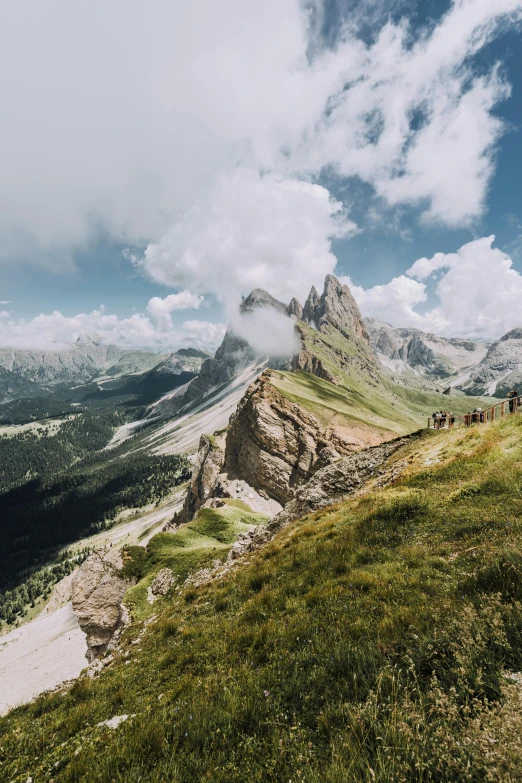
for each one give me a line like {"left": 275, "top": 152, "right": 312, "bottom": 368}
{"left": 507, "top": 390, "right": 518, "bottom": 413}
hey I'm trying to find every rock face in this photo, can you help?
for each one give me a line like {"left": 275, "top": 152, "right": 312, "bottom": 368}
{"left": 459, "top": 328, "right": 522, "bottom": 396}
{"left": 240, "top": 289, "right": 288, "bottom": 316}
{"left": 273, "top": 436, "right": 413, "bottom": 527}
{"left": 291, "top": 347, "right": 340, "bottom": 385}
{"left": 287, "top": 298, "right": 303, "bottom": 319}
{"left": 181, "top": 330, "right": 258, "bottom": 407}
{"left": 175, "top": 433, "right": 227, "bottom": 525}
{"left": 365, "top": 318, "right": 488, "bottom": 380}
{"left": 302, "top": 275, "right": 372, "bottom": 346}
{"left": 228, "top": 435, "right": 414, "bottom": 560}
{"left": 72, "top": 549, "right": 134, "bottom": 662}
{"left": 222, "top": 370, "right": 364, "bottom": 506}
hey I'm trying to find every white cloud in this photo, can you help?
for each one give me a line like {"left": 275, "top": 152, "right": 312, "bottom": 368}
{"left": 0, "top": 311, "right": 10, "bottom": 319}
{"left": 0, "top": 0, "right": 521, "bottom": 276}
{"left": 0, "top": 301, "right": 11, "bottom": 305}
{"left": 230, "top": 308, "right": 300, "bottom": 357}
{"left": 140, "top": 169, "right": 355, "bottom": 304}
{"left": 341, "top": 273, "right": 436, "bottom": 329}
{"left": 146, "top": 291, "right": 203, "bottom": 330}
{"left": 0, "top": 306, "right": 225, "bottom": 353}
{"left": 348, "top": 236, "right": 522, "bottom": 339}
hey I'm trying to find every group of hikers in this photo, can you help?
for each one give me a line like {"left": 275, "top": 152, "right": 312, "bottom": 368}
{"left": 431, "top": 410, "right": 455, "bottom": 429}
{"left": 430, "top": 390, "right": 519, "bottom": 429}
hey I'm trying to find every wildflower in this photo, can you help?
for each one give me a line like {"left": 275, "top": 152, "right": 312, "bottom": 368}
{"left": 264, "top": 690, "right": 270, "bottom": 697}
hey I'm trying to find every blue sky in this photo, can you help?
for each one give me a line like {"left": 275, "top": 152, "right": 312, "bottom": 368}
{"left": 2, "top": 0, "right": 522, "bottom": 349}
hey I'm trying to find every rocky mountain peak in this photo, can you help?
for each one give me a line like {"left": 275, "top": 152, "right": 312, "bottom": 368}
{"left": 500, "top": 328, "right": 522, "bottom": 342}
{"left": 287, "top": 297, "right": 303, "bottom": 319}
{"left": 302, "top": 275, "right": 371, "bottom": 346}
{"left": 240, "top": 289, "right": 288, "bottom": 315}
{"left": 302, "top": 286, "right": 320, "bottom": 322}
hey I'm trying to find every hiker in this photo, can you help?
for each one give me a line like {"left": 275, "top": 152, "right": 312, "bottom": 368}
{"left": 449, "top": 412, "right": 455, "bottom": 427}
{"left": 432, "top": 411, "right": 439, "bottom": 429}
{"left": 507, "top": 390, "right": 518, "bottom": 413}
{"left": 471, "top": 409, "right": 478, "bottom": 424}
{"left": 441, "top": 410, "right": 447, "bottom": 428}
{"left": 478, "top": 407, "right": 485, "bottom": 423}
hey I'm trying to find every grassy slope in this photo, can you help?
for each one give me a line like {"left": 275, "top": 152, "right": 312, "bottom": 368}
{"left": 3, "top": 415, "right": 522, "bottom": 781}
{"left": 271, "top": 368, "right": 494, "bottom": 439}
{"left": 123, "top": 501, "right": 269, "bottom": 622}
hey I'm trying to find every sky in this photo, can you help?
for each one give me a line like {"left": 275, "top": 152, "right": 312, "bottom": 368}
{"left": 1, "top": 0, "right": 522, "bottom": 352}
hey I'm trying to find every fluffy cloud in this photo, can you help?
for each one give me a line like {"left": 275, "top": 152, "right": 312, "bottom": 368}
{"left": 229, "top": 308, "right": 300, "bottom": 358}
{"left": 140, "top": 169, "right": 354, "bottom": 304}
{"left": 0, "top": 306, "right": 225, "bottom": 353}
{"left": 146, "top": 291, "right": 203, "bottom": 330}
{"left": 1, "top": 0, "right": 521, "bottom": 275}
{"left": 348, "top": 236, "right": 522, "bottom": 339}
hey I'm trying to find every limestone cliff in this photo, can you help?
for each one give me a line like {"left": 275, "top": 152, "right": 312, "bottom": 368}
{"left": 72, "top": 549, "right": 135, "bottom": 662}
{"left": 459, "top": 328, "right": 522, "bottom": 396}
{"left": 174, "top": 433, "right": 226, "bottom": 525}
{"left": 302, "top": 275, "right": 372, "bottom": 346}
{"left": 221, "top": 370, "right": 369, "bottom": 506}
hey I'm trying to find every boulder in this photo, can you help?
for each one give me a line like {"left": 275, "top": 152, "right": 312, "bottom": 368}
{"left": 72, "top": 549, "right": 134, "bottom": 662}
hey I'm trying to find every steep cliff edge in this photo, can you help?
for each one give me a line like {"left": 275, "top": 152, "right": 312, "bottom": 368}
{"left": 222, "top": 370, "right": 362, "bottom": 506}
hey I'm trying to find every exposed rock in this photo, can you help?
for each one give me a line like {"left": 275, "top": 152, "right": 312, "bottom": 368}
{"left": 227, "top": 435, "right": 416, "bottom": 561}
{"left": 287, "top": 297, "right": 303, "bottom": 319}
{"left": 273, "top": 436, "right": 414, "bottom": 526}
{"left": 303, "top": 275, "right": 371, "bottom": 346}
{"left": 459, "top": 328, "right": 522, "bottom": 396}
{"left": 240, "top": 289, "right": 288, "bottom": 315}
{"left": 151, "top": 568, "right": 177, "bottom": 596}
{"left": 72, "top": 549, "right": 135, "bottom": 662}
{"left": 292, "top": 348, "right": 340, "bottom": 384}
{"left": 223, "top": 370, "right": 365, "bottom": 506}
{"left": 181, "top": 330, "right": 258, "bottom": 407}
{"left": 147, "top": 568, "right": 177, "bottom": 604}
{"left": 173, "top": 433, "right": 226, "bottom": 525}
{"left": 302, "top": 286, "right": 320, "bottom": 323}
{"left": 365, "top": 318, "right": 488, "bottom": 380}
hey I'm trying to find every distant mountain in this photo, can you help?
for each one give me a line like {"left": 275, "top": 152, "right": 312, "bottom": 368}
{"left": 364, "top": 319, "right": 488, "bottom": 381}
{"left": 0, "top": 337, "right": 167, "bottom": 403}
{"left": 458, "top": 328, "right": 522, "bottom": 396}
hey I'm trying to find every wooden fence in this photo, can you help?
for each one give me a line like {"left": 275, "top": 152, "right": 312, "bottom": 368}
{"left": 428, "top": 395, "right": 521, "bottom": 430}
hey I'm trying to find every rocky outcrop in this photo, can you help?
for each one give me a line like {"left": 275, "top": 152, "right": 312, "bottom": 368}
{"left": 228, "top": 435, "right": 415, "bottom": 560}
{"left": 292, "top": 349, "right": 340, "bottom": 384}
{"left": 459, "top": 328, "right": 522, "bottom": 396}
{"left": 72, "top": 549, "right": 135, "bottom": 662}
{"left": 174, "top": 433, "right": 226, "bottom": 525}
{"left": 240, "top": 289, "right": 288, "bottom": 316}
{"left": 303, "top": 275, "right": 372, "bottom": 347}
{"left": 181, "top": 331, "right": 258, "bottom": 407}
{"left": 287, "top": 298, "right": 303, "bottom": 319}
{"left": 222, "top": 370, "right": 364, "bottom": 506}
{"left": 147, "top": 568, "right": 177, "bottom": 604}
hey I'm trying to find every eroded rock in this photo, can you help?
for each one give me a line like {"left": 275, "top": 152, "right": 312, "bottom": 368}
{"left": 223, "top": 370, "right": 361, "bottom": 506}
{"left": 72, "top": 549, "right": 134, "bottom": 662}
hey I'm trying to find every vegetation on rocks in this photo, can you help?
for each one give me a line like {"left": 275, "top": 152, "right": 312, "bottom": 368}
{"left": 2, "top": 415, "right": 522, "bottom": 780}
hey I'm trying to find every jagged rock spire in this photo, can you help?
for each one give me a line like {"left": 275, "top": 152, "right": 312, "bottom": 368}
{"left": 302, "top": 274, "right": 371, "bottom": 346}
{"left": 302, "top": 286, "right": 320, "bottom": 323}
{"left": 287, "top": 297, "right": 303, "bottom": 319}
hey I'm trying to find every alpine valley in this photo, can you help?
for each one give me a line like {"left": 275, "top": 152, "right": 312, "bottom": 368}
{"left": 2, "top": 276, "right": 522, "bottom": 782}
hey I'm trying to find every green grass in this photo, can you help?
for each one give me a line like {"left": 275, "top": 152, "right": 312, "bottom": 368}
{"left": 123, "top": 503, "right": 268, "bottom": 621}
{"left": 2, "top": 416, "right": 522, "bottom": 781}
{"left": 271, "top": 367, "right": 494, "bottom": 441}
